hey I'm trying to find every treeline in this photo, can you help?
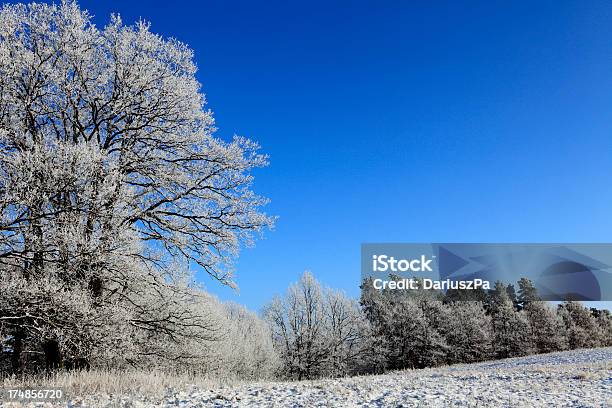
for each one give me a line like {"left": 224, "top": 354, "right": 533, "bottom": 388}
{"left": 3, "top": 269, "right": 611, "bottom": 380}
{"left": 263, "top": 272, "right": 612, "bottom": 380}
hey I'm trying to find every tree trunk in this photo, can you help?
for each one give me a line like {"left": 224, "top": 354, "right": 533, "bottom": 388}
{"left": 10, "top": 329, "right": 23, "bottom": 373}
{"left": 42, "top": 339, "right": 61, "bottom": 371}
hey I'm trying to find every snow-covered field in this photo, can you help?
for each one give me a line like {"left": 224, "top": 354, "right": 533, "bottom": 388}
{"left": 4, "top": 347, "right": 612, "bottom": 407}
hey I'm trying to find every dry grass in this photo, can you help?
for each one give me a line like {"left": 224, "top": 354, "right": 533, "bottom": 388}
{"left": 1, "top": 369, "right": 242, "bottom": 399}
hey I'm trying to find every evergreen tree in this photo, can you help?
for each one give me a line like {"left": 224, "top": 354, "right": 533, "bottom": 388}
{"left": 517, "top": 278, "right": 540, "bottom": 311}
{"left": 594, "top": 309, "right": 612, "bottom": 347}
{"left": 558, "top": 301, "right": 602, "bottom": 349}
{"left": 490, "top": 282, "right": 533, "bottom": 358}
{"left": 506, "top": 284, "right": 519, "bottom": 310}
{"left": 446, "top": 301, "right": 492, "bottom": 363}
{"left": 524, "top": 301, "right": 568, "bottom": 353}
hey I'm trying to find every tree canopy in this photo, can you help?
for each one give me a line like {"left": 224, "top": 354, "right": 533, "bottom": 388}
{"left": 0, "top": 1, "right": 273, "bottom": 372}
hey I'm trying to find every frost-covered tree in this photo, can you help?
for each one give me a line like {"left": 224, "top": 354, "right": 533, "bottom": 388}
{"left": 490, "top": 282, "right": 533, "bottom": 358}
{"left": 323, "top": 288, "right": 373, "bottom": 376}
{"left": 358, "top": 278, "right": 390, "bottom": 373}
{"left": 264, "top": 272, "right": 369, "bottom": 379}
{"left": 212, "top": 302, "right": 279, "bottom": 379}
{"left": 594, "top": 309, "right": 612, "bottom": 347}
{"left": 377, "top": 289, "right": 426, "bottom": 369}
{"left": 524, "top": 301, "right": 568, "bottom": 354}
{"left": 445, "top": 301, "right": 492, "bottom": 363}
{"left": 0, "top": 1, "right": 273, "bottom": 372}
{"left": 557, "top": 301, "right": 602, "bottom": 350}
{"left": 264, "top": 272, "right": 326, "bottom": 379}
{"left": 395, "top": 286, "right": 453, "bottom": 369}
{"left": 517, "top": 278, "right": 539, "bottom": 311}
{"left": 506, "top": 284, "right": 518, "bottom": 310}
{"left": 360, "top": 277, "right": 451, "bottom": 369}
{"left": 359, "top": 278, "right": 607, "bottom": 374}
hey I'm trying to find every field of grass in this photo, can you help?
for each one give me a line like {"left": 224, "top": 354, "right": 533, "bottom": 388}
{"left": 1, "top": 347, "right": 611, "bottom": 407}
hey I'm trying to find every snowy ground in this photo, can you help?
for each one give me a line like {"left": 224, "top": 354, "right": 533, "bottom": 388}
{"left": 4, "top": 347, "right": 612, "bottom": 407}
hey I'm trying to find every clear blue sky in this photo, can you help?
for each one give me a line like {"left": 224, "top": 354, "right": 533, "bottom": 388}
{"left": 26, "top": 1, "right": 612, "bottom": 310}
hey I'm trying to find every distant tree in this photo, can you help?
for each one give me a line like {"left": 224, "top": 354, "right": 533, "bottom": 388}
{"left": 517, "top": 278, "right": 540, "bottom": 311}
{"left": 558, "top": 301, "right": 602, "bottom": 349}
{"left": 264, "top": 272, "right": 369, "bottom": 379}
{"left": 490, "top": 282, "right": 533, "bottom": 358}
{"left": 506, "top": 284, "right": 518, "bottom": 310}
{"left": 486, "top": 281, "right": 507, "bottom": 312}
{"left": 360, "top": 277, "right": 451, "bottom": 369}
{"left": 358, "top": 278, "right": 391, "bottom": 373}
{"left": 412, "top": 296, "right": 451, "bottom": 368}
{"left": 523, "top": 301, "right": 568, "bottom": 353}
{"left": 359, "top": 277, "right": 607, "bottom": 376}
{"left": 445, "top": 301, "right": 492, "bottom": 363}
{"left": 381, "top": 290, "right": 425, "bottom": 369}
{"left": 219, "top": 303, "right": 279, "bottom": 379}
{"left": 594, "top": 309, "right": 612, "bottom": 347}
{"left": 323, "top": 288, "right": 374, "bottom": 376}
